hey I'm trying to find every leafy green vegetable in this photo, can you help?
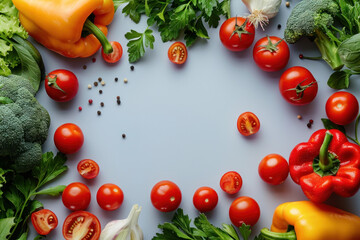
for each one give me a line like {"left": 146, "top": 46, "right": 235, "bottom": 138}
{"left": 125, "top": 28, "right": 155, "bottom": 63}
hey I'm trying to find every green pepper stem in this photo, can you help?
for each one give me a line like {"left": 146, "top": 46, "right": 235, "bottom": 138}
{"left": 260, "top": 228, "right": 297, "bottom": 240}
{"left": 319, "top": 131, "right": 334, "bottom": 171}
{"left": 83, "top": 19, "right": 113, "bottom": 54}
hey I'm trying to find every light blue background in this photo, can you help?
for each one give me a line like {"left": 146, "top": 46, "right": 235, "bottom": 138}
{"left": 31, "top": 0, "right": 360, "bottom": 238}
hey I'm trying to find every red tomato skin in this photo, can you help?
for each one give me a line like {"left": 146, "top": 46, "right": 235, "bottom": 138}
{"left": 258, "top": 154, "right": 289, "bottom": 185}
{"left": 193, "top": 186, "right": 218, "bottom": 212}
{"left": 168, "top": 42, "right": 188, "bottom": 64}
{"left": 62, "top": 182, "right": 91, "bottom": 211}
{"left": 325, "top": 91, "right": 359, "bottom": 125}
{"left": 54, "top": 123, "right": 84, "bottom": 154}
{"left": 219, "top": 17, "right": 255, "bottom": 52}
{"left": 63, "top": 211, "right": 101, "bottom": 240}
{"left": 237, "top": 112, "right": 260, "bottom": 136}
{"left": 96, "top": 183, "right": 124, "bottom": 211}
{"left": 253, "top": 36, "right": 290, "bottom": 72}
{"left": 220, "top": 171, "right": 243, "bottom": 194}
{"left": 102, "top": 41, "right": 123, "bottom": 63}
{"left": 45, "top": 69, "right": 79, "bottom": 102}
{"left": 229, "top": 196, "right": 260, "bottom": 227}
{"left": 31, "top": 209, "right": 58, "bottom": 235}
{"left": 279, "top": 66, "right": 318, "bottom": 105}
{"left": 151, "top": 180, "right": 182, "bottom": 212}
{"left": 77, "top": 159, "right": 100, "bottom": 179}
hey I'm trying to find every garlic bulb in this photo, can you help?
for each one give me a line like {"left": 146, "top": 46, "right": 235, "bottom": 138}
{"left": 242, "top": 0, "right": 282, "bottom": 29}
{"left": 100, "top": 204, "right": 143, "bottom": 240}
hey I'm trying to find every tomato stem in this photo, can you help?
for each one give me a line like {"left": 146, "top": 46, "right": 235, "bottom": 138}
{"left": 257, "top": 35, "right": 283, "bottom": 53}
{"left": 285, "top": 79, "right": 316, "bottom": 101}
{"left": 46, "top": 74, "right": 66, "bottom": 93}
{"left": 229, "top": 17, "right": 252, "bottom": 40}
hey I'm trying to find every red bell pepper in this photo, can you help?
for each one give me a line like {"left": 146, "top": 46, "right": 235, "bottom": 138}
{"left": 289, "top": 129, "right": 360, "bottom": 203}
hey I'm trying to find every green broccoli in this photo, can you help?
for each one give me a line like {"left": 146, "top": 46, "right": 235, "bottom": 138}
{"left": 284, "top": 0, "right": 343, "bottom": 70}
{"left": 0, "top": 75, "right": 50, "bottom": 172}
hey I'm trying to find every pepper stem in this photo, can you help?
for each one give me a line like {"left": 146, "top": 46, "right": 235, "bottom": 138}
{"left": 260, "top": 228, "right": 297, "bottom": 240}
{"left": 319, "top": 131, "right": 334, "bottom": 171}
{"left": 83, "top": 19, "right": 113, "bottom": 54}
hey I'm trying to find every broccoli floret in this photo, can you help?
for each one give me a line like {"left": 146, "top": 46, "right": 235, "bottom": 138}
{"left": 284, "top": 0, "right": 343, "bottom": 70}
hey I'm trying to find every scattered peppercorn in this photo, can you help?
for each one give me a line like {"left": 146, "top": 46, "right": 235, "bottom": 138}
{"left": 98, "top": 77, "right": 102, "bottom": 82}
{"left": 286, "top": 1, "right": 290, "bottom": 7}
{"left": 307, "top": 123, "right": 312, "bottom": 128}
{"left": 116, "top": 96, "right": 120, "bottom": 100}
{"left": 299, "top": 54, "right": 304, "bottom": 59}
{"left": 309, "top": 119, "right": 314, "bottom": 124}
{"left": 101, "top": 81, "right": 106, "bottom": 86}
{"left": 100, "top": 102, "right": 104, "bottom": 107}
{"left": 115, "top": 77, "right": 118, "bottom": 82}
{"left": 94, "top": 82, "right": 98, "bottom": 87}
{"left": 117, "top": 99, "right": 121, "bottom": 105}
{"left": 78, "top": 106, "right": 82, "bottom": 111}
{"left": 297, "top": 115, "right": 302, "bottom": 119}
{"left": 99, "top": 90, "right": 103, "bottom": 94}
{"left": 82, "top": 65, "right": 87, "bottom": 70}
{"left": 92, "top": 58, "right": 96, "bottom": 63}
{"left": 124, "top": 78, "right": 128, "bottom": 84}
{"left": 122, "top": 134, "right": 126, "bottom": 139}
{"left": 88, "top": 99, "right": 93, "bottom": 105}
{"left": 130, "top": 66, "right": 134, "bottom": 71}
{"left": 88, "top": 84, "right": 92, "bottom": 89}
{"left": 97, "top": 110, "right": 101, "bottom": 116}
{"left": 277, "top": 24, "right": 281, "bottom": 29}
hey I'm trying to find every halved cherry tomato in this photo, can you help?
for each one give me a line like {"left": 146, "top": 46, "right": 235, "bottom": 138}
{"left": 229, "top": 196, "right": 260, "bottom": 227}
{"left": 54, "top": 123, "right": 84, "bottom": 154}
{"left": 102, "top": 41, "right": 123, "bottom": 63}
{"left": 62, "top": 211, "right": 101, "bottom": 240}
{"left": 96, "top": 183, "right": 124, "bottom": 211}
{"left": 77, "top": 159, "right": 99, "bottom": 179}
{"left": 258, "top": 154, "right": 289, "bottom": 185}
{"left": 31, "top": 209, "right": 58, "bottom": 235}
{"left": 168, "top": 42, "right": 187, "bottom": 64}
{"left": 45, "top": 69, "right": 79, "bottom": 102}
{"left": 237, "top": 112, "right": 260, "bottom": 136}
{"left": 62, "top": 182, "right": 91, "bottom": 211}
{"left": 151, "top": 180, "right": 182, "bottom": 212}
{"left": 220, "top": 171, "right": 243, "bottom": 194}
{"left": 325, "top": 91, "right": 359, "bottom": 125}
{"left": 193, "top": 186, "right": 218, "bottom": 212}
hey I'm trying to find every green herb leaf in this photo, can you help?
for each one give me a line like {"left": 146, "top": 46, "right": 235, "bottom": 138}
{"left": 327, "top": 70, "right": 352, "bottom": 89}
{"left": 194, "top": 214, "right": 233, "bottom": 240}
{"left": 222, "top": 224, "right": 240, "bottom": 240}
{"left": 198, "top": 0, "right": 217, "bottom": 17}
{"left": 28, "top": 200, "right": 43, "bottom": 214}
{"left": 238, "top": 223, "right": 252, "bottom": 240}
{"left": 321, "top": 118, "right": 346, "bottom": 134}
{"left": 121, "top": 0, "right": 144, "bottom": 23}
{"left": 35, "top": 185, "right": 66, "bottom": 196}
{"left": 158, "top": 223, "right": 194, "bottom": 239}
{"left": 0, "top": 217, "right": 15, "bottom": 239}
{"left": 125, "top": 28, "right": 155, "bottom": 63}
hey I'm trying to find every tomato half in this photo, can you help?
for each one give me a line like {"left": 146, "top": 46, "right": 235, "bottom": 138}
{"left": 62, "top": 182, "right": 91, "bottom": 211}
{"left": 168, "top": 42, "right": 187, "bottom": 64}
{"left": 151, "top": 180, "right": 182, "bottom": 212}
{"left": 102, "top": 41, "right": 123, "bottom": 63}
{"left": 31, "top": 209, "right": 58, "bottom": 235}
{"left": 193, "top": 186, "right": 218, "bottom": 212}
{"left": 96, "top": 183, "right": 124, "bottom": 211}
{"left": 253, "top": 36, "right": 290, "bottom": 72}
{"left": 279, "top": 66, "right": 318, "bottom": 105}
{"left": 237, "top": 112, "right": 260, "bottom": 136}
{"left": 45, "top": 69, "right": 79, "bottom": 102}
{"left": 77, "top": 159, "right": 99, "bottom": 179}
{"left": 325, "top": 91, "right": 359, "bottom": 125}
{"left": 220, "top": 171, "right": 243, "bottom": 194}
{"left": 258, "top": 154, "right": 289, "bottom": 185}
{"left": 54, "top": 123, "right": 84, "bottom": 154}
{"left": 229, "top": 196, "right": 260, "bottom": 227}
{"left": 219, "top": 17, "right": 255, "bottom": 52}
{"left": 63, "top": 211, "right": 101, "bottom": 240}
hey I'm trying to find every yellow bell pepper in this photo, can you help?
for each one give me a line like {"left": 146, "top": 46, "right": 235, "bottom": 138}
{"left": 260, "top": 201, "right": 360, "bottom": 240}
{"left": 12, "top": 0, "right": 114, "bottom": 58}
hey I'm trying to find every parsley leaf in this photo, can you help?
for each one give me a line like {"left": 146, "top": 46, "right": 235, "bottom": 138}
{"left": 125, "top": 28, "right": 155, "bottom": 63}
{"left": 238, "top": 223, "right": 252, "bottom": 240}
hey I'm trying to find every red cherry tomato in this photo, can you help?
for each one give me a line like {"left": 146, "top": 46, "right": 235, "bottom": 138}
{"left": 102, "top": 41, "right": 123, "bottom": 63}
{"left": 193, "top": 186, "right": 218, "bottom": 212}
{"left": 237, "top": 112, "right": 260, "bottom": 136}
{"left": 45, "top": 69, "right": 79, "bottom": 102}
{"left": 325, "top": 91, "right": 359, "bottom": 125}
{"left": 77, "top": 159, "right": 99, "bottom": 179}
{"left": 229, "top": 196, "right": 260, "bottom": 227}
{"left": 62, "top": 182, "right": 91, "bottom": 211}
{"left": 63, "top": 211, "right": 100, "bottom": 240}
{"left": 96, "top": 183, "right": 124, "bottom": 211}
{"left": 219, "top": 17, "right": 255, "bottom": 52}
{"left": 168, "top": 42, "right": 187, "bottom": 64}
{"left": 31, "top": 209, "right": 58, "bottom": 235}
{"left": 279, "top": 66, "right": 318, "bottom": 105}
{"left": 54, "top": 123, "right": 84, "bottom": 154}
{"left": 253, "top": 36, "right": 290, "bottom": 72}
{"left": 220, "top": 171, "right": 243, "bottom": 194}
{"left": 258, "top": 154, "right": 289, "bottom": 185}
{"left": 151, "top": 180, "right": 182, "bottom": 212}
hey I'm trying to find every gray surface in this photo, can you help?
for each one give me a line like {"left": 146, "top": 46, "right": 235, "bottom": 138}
{"left": 32, "top": 0, "right": 360, "bottom": 239}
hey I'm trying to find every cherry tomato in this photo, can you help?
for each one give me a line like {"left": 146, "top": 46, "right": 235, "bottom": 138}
{"left": 63, "top": 211, "right": 100, "bottom": 240}
{"left": 220, "top": 171, "right": 243, "bottom": 194}
{"left": 168, "top": 42, "right": 187, "bottom": 64}
{"left": 151, "top": 180, "right": 182, "bottom": 212}
{"left": 253, "top": 36, "right": 290, "bottom": 72}
{"left": 279, "top": 66, "right": 318, "bottom": 105}
{"left": 229, "top": 196, "right": 260, "bottom": 227}
{"left": 237, "top": 112, "right": 260, "bottom": 136}
{"left": 325, "top": 91, "right": 359, "bottom": 125}
{"left": 102, "top": 41, "right": 123, "bottom": 63}
{"left": 45, "top": 69, "right": 79, "bottom": 102}
{"left": 193, "top": 186, "right": 218, "bottom": 212}
{"left": 219, "top": 17, "right": 255, "bottom": 52}
{"left": 62, "top": 182, "right": 91, "bottom": 211}
{"left": 258, "top": 154, "right": 289, "bottom": 185}
{"left": 77, "top": 159, "right": 99, "bottom": 179}
{"left": 31, "top": 209, "right": 58, "bottom": 235}
{"left": 54, "top": 123, "right": 84, "bottom": 154}
{"left": 96, "top": 183, "right": 124, "bottom": 211}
